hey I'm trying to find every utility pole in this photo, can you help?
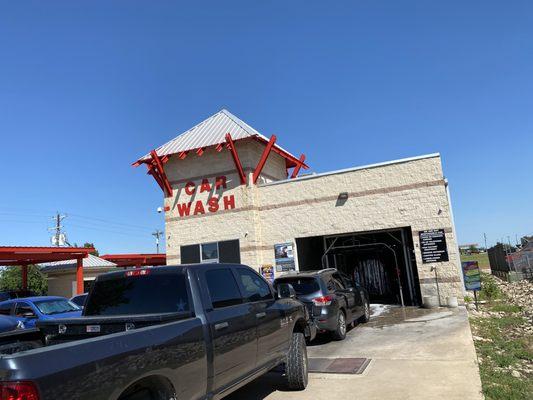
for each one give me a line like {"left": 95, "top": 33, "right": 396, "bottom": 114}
{"left": 483, "top": 233, "right": 488, "bottom": 252}
{"left": 152, "top": 229, "right": 163, "bottom": 253}
{"left": 48, "top": 212, "right": 67, "bottom": 246}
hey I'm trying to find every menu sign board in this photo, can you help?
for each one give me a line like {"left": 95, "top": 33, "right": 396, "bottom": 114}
{"left": 419, "top": 229, "right": 449, "bottom": 263}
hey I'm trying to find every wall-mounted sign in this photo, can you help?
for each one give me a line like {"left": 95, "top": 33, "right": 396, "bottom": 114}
{"left": 174, "top": 175, "right": 236, "bottom": 217}
{"left": 419, "top": 229, "right": 449, "bottom": 263}
{"left": 461, "top": 261, "right": 481, "bottom": 291}
{"left": 274, "top": 242, "right": 295, "bottom": 272}
{"left": 260, "top": 264, "right": 275, "bottom": 283}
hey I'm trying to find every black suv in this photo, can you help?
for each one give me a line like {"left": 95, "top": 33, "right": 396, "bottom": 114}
{"left": 274, "top": 268, "right": 370, "bottom": 340}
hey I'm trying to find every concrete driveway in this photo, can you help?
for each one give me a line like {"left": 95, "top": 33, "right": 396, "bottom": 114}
{"left": 226, "top": 305, "right": 483, "bottom": 400}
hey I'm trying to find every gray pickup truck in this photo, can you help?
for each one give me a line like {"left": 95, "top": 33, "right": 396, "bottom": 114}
{"left": 0, "top": 263, "right": 313, "bottom": 400}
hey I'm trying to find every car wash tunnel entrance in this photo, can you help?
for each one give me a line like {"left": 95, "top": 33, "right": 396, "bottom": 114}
{"left": 296, "top": 228, "right": 421, "bottom": 306}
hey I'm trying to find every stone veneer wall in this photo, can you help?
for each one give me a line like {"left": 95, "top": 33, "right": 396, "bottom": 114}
{"left": 164, "top": 152, "right": 464, "bottom": 304}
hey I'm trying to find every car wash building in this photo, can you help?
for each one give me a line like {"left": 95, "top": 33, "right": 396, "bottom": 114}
{"left": 135, "top": 109, "right": 464, "bottom": 306}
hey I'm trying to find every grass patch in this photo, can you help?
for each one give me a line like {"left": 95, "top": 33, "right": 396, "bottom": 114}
{"left": 489, "top": 303, "right": 522, "bottom": 313}
{"left": 461, "top": 252, "right": 490, "bottom": 269}
{"left": 469, "top": 279, "right": 533, "bottom": 399}
{"left": 479, "top": 365, "right": 533, "bottom": 400}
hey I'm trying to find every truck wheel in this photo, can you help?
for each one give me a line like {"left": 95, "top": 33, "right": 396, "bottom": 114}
{"left": 332, "top": 310, "right": 347, "bottom": 340}
{"left": 360, "top": 300, "right": 371, "bottom": 323}
{"left": 285, "top": 332, "right": 308, "bottom": 390}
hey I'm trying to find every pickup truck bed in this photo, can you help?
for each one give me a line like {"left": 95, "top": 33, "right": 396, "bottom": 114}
{"left": 0, "top": 264, "right": 311, "bottom": 400}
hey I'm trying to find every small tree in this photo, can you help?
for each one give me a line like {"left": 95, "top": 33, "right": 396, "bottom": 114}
{"left": 83, "top": 243, "right": 99, "bottom": 256}
{"left": 0, "top": 265, "right": 47, "bottom": 295}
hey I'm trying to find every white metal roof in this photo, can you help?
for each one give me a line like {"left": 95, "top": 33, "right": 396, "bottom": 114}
{"left": 137, "top": 109, "right": 298, "bottom": 162}
{"left": 39, "top": 254, "right": 117, "bottom": 273}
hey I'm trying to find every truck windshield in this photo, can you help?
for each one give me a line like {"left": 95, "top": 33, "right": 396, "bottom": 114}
{"left": 276, "top": 277, "right": 320, "bottom": 295}
{"left": 84, "top": 273, "right": 190, "bottom": 316}
{"left": 34, "top": 299, "right": 80, "bottom": 315}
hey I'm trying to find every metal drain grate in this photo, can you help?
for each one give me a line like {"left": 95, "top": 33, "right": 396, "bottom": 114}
{"left": 308, "top": 357, "right": 371, "bottom": 374}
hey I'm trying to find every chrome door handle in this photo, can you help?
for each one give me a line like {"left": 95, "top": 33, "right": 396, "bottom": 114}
{"left": 214, "top": 322, "right": 229, "bottom": 331}
{"left": 256, "top": 312, "right": 266, "bottom": 319}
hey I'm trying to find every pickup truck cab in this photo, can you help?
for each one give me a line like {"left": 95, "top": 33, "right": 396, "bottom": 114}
{"left": 0, "top": 263, "right": 311, "bottom": 400}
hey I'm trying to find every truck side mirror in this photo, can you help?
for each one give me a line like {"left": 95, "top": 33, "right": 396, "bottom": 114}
{"left": 277, "top": 283, "right": 296, "bottom": 299}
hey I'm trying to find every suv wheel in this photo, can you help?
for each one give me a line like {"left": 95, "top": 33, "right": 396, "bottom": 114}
{"left": 360, "top": 300, "right": 370, "bottom": 323}
{"left": 285, "top": 332, "right": 308, "bottom": 390}
{"left": 332, "top": 310, "right": 347, "bottom": 340}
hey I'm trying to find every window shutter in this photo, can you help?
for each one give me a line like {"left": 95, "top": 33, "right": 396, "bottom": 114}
{"left": 218, "top": 240, "right": 241, "bottom": 263}
{"left": 181, "top": 244, "right": 200, "bottom": 264}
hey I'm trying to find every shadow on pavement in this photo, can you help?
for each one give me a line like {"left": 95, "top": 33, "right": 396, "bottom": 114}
{"left": 224, "top": 372, "right": 294, "bottom": 400}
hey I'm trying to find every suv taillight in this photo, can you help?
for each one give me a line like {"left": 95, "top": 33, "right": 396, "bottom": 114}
{"left": 312, "top": 295, "right": 334, "bottom": 306}
{"left": 0, "top": 381, "right": 39, "bottom": 400}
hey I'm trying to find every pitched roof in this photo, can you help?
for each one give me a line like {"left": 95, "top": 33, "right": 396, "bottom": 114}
{"left": 135, "top": 109, "right": 306, "bottom": 168}
{"left": 39, "top": 254, "right": 117, "bottom": 273}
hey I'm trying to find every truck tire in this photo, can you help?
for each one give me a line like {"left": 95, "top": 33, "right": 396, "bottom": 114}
{"left": 332, "top": 310, "right": 347, "bottom": 340}
{"left": 285, "top": 332, "right": 308, "bottom": 390}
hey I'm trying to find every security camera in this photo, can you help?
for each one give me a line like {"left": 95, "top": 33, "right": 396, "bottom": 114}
{"left": 157, "top": 206, "right": 163, "bottom": 214}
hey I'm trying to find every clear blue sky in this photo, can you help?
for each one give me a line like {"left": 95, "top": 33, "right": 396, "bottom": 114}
{"left": 1, "top": 1, "right": 531, "bottom": 254}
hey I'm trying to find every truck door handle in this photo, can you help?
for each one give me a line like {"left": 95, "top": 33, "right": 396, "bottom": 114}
{"left": 214, "top": 322, "right": 229, "bottom": 331}
{"left": 256, "top": 312, "right": 266, "bottom": 319}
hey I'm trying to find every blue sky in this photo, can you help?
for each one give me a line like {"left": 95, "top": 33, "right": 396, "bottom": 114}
{"left": 1, "top": 1, "right": 531, "bottom": 254}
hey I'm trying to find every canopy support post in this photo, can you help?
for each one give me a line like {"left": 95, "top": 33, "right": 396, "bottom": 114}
{"left": 76, "top": 258, "right": 84, "bottom": 295}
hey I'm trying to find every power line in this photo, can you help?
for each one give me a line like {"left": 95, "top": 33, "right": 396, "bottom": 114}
{"left": 68, "top": 213, "right": 154, "bottom": 231}
{"left": 68, "top": 223, "right": 152, "bottom": 238}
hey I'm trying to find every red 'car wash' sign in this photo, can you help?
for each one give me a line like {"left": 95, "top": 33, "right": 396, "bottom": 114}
{"left": 175, "top": 176, "right": 236, "bottom": 217}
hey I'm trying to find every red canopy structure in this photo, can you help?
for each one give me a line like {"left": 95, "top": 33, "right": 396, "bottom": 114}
{"left": 0, "top": 246, "right": 95, "bottom": 295}
{"left": 100, "top": 254, "right": 166, "bottom": 268}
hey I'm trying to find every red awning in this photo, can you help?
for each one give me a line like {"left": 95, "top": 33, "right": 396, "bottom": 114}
{"left": 0, "top": 246, "right": 94, "bottom": 294}
{"left": 100, "top": 253, "right": 166, "bottom": 268}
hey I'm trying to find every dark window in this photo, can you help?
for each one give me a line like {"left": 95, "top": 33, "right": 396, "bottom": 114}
{"left": 71, "top": 294, "right": 87, "bottom": 307}
{"left": 219, "top": 240, "right": 241, "bottom": 263}
{"left": 331, "top": 275, "right": 345, "bottom": 290}
{"left": 205, "top": 269, "right": 242, "bottom": 308}
{"left": 85, "top": 273, "right": 190, "bottom": 316}
{"left": 181, "top": 244, "right": 201, "bottom": 264}
{"left": 0, "top": 304, "right": 12, "bottom": 315}
{"left": 15, "top": 303, "right": 35, "bottom": 317}
{"left": 84, "top": 280, "right": 94, "bottom": 294}
{"left": 326, "top": 277, "right": 336, "bottom": 292}
{"left": 236, "top": 268, "right": 272, "bottom": 302}
{"left": 275, "top": 277, "right": 320, "bottom": 295}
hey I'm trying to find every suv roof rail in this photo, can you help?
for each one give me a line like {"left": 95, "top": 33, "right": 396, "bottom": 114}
{"left": 317, "top": 268, "right": 336, "bottom": 274}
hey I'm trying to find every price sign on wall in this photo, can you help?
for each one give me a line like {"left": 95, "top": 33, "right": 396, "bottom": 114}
{"left": 419, "top": 229, "right": 449, "bottom": 263}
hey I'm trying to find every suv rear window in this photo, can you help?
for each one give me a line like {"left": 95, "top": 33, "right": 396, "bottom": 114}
{"left": 84, "top": 273, "right": 190, "bottom": 316}
{"left": 276, "top": 277, "right": 320, "bottom": 295}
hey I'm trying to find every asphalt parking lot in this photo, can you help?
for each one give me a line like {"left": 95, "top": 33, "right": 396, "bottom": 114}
{"left": 227, "top": 305, "right": 483, "bottom": 400}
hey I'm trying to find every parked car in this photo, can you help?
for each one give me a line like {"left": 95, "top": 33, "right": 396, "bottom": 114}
{"left": 0, "top": 290, "right": 36, "bottom": 302}
{"left": 0, "top": 296, "right": 81, "bottom": 329}
{"left": 274, "top": 268, "right": 370, "bottom": 340}
{"left": 0, "top": 316, "right": 24, "bottom": 333}
{"left": 70, "top": 293, "right": 88, "bottom": 309}
{"left": 0, "top": 264, "right": 311, "bottom": 400}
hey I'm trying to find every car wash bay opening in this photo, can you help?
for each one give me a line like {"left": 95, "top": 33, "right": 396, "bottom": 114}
{"left": 296, "top": 228, "right": 420, "bottom": 306}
